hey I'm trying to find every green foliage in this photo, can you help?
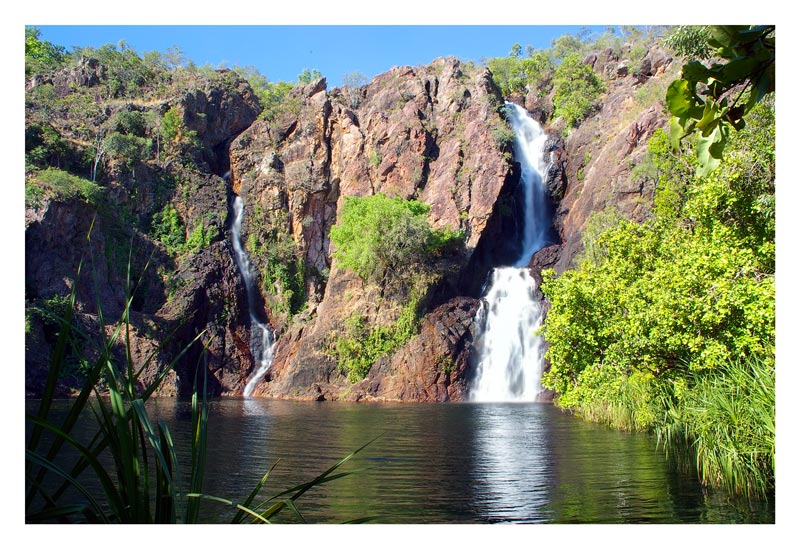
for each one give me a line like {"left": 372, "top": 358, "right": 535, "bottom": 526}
{"left": 550, "top": 34, "right": 584, "bottom": 63}
{"left": 490, "top": 122, "right": 516, "bottom": 148}
{"left": 368, "top": 148, "right": 382, "bottom": 168}
{"left": 540, "top": 101, "right": 775, "bottom": 496}
{"left": 664, "top": 26, "right": 715, "bottom": 59}
{"left": 665, "top": 25, "right": 774, "bottom": 176}
{"left": 25, "top": 26, "right": 66, "bottom": 77}
{"left": 487, "top": 51, "right": 554, "bottom": 97}
{"left": 297, "top": 68, "right": 323, "bottom": 84}
{"left": 329, "top": 194, "right": 463, "bottom": 290}
{"left": 334, "top": 296, "right": 421, "bottom": 382}
{"left": 25, "top": 123, "right": 71, "bottom": 170}
{"left": 112, "top": 110, "right": 147, "bottom": 136}
{"left": 657, "top": 356, "right": 775, "bottom": 498}
{"left": 26, "top": 168, "right": 103, "bottom": 208}
{"left": 185, "top": 222, "right": 213, "bottom": 253}
{"left": 552, "top": 52, "right": 605, "bottom": 128}
{"left": 161, "top": 107, "right": 184, "bottom": 143}
{"left": 257, "top": 81, "right": 297, "bottom": 122}
{"left": 104, "top": 132, "right": 152, "bottom": 169}
{"left": 73, "top": 40, "right": 157, "bottom": 98}
{"left": 151, "top": 204, "right": 186, "bottom": 255}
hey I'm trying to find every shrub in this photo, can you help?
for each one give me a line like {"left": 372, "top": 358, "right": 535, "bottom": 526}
{"left": 151, "top": 204, "right": 185, "bottom": 255}
{"left": 329, "top": 194, "right": 463, "bottom": 290}
{"left": 552, "top": 52, "right": 605, "bottom": 128}
{"left": 26, "top": 168, "right": 103, "bottom": 208}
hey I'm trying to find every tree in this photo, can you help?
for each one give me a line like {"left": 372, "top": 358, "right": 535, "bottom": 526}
{"left": 25, "top": 26, "right": 66, "bottom": 77}
{"left": 341, "top": 71, "right": 369, "bottom": 108}
{"left": 665, "top": 25, "right": 775, "bottom": 176}
{"left": 297, "top": 68, "right": 323, "bottom": 84}
{"left": 552, "top": 52, "right": 605, "bottom": 128}
{"left": 329, "top": 194, "right": 462, "bottom": 291}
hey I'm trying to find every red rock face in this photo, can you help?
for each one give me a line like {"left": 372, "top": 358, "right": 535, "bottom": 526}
{"left": 26, "top": 45, "right": 674, "bottom": 401}
{"left": 229, "top": 58, "right": 520, "bottom": 400}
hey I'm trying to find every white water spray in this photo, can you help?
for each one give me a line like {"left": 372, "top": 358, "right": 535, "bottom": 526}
{"left": 470, "top": 103, "right": 551, "bottom": 402}
{"left": 230, "top": 196, "right": 275, "bottom": 397}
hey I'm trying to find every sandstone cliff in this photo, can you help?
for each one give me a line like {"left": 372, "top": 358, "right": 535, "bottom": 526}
{"left": 25, "top": 43, "right": 678, "bottom": 402}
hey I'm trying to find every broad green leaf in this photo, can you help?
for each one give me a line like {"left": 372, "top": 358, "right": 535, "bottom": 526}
{"left": 669, "top": 116, "right": 686, "bottom": 149}
{"left": 708, "top": 25, "right": 750, "bottom": 49}
{"left": 682, "top": 61, "right": 712, "bottom": 83}
{"left": 696, "top": 101, "right": 722, "bottom": 134}
{"left": 719, "top": 56, "right": 760, "bottom": 83}
{"left": 665, "top": 79, "right": 696, "bottom": 119}
{"left": 696, "top": 124, "right": 726, "bottom": 176}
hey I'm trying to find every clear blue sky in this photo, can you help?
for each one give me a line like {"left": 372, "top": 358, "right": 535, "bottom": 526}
{"left": 36, "top": 25, "right": 610, "bottom": 87}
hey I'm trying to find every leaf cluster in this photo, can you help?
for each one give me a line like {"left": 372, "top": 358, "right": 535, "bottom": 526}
{"left": 665, "top": 25, "right": 775, "bottom": 175}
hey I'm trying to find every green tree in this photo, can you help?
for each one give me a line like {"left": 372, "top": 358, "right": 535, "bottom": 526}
{"left": 552, "top": 52, "right": 605, "bottom": 128}
{"left": 297, "top": 68, "right": 323, "bottom": 84}
{"left": 25, "top": 26, "right": 66, "bottom": 77}
{"left": 664, "top": 25, "right": 714, "bottom": 59}
{"left": 329, "top": 194, "right": 463, "bottom": 290}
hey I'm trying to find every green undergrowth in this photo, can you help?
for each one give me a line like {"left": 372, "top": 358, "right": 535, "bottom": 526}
{"left": 333, "top": 293, "right": 421, "bottom": 382}
{"left": 25, "top": 230, "right": 376, "bottom": 524}
{"left": 541, "top": 100, "right": 775, "bottom": 498}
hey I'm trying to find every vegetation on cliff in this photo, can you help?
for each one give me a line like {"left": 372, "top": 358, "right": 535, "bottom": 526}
{"left": 329, "top": 194, "right": 465, "bottom": 381}
{"left": 541, "top": 96, "right": 775, "bottom": 496}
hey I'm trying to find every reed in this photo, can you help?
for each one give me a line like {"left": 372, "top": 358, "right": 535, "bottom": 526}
{"left": 25, "top": 226, "right": 374, "bottom": 523}
{"left": 656, "top": 355, "right": 775, "bottom": 499}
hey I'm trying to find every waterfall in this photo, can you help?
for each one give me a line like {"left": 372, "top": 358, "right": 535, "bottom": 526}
{"left": 230, "top": 196, "right": 275, "bottom": 397}
{"left": 470, "top": 103, "right": 551, "bottom": 402}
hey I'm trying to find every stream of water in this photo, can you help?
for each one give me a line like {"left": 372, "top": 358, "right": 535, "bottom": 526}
{"left": 470, "top": 103, "right": 552, "bottom": 402}
{"left": 229, "top": 196, "right": 275, "bottom": 396}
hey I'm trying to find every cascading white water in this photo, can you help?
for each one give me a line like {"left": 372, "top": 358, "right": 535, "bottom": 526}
{"left": 470, "top": 103, "right": 551, "bottom": 402}
{"left": 230, "top": 196, "right": 275, "bottom": 397}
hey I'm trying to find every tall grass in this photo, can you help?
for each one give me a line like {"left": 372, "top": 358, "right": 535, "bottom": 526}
{"left": 565, "top": 356, "right": 774, "bottom": 499}
{"left": 25, "top": 225, "right": 375, "bottom": 523}
{"left": 656, "top": 356, "right": 775, "bottom": 499}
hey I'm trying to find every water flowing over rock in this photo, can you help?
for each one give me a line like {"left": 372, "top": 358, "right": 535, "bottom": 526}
{"left": 231, "top": 58, "right": 525, "bottom": 400}
{"left": 469, "top": 104, "right": 552, "bottom": 402}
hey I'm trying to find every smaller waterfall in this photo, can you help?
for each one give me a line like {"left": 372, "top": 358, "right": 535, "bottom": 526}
{"left": 230, "top": 196, "right": 275, "bottom": 397}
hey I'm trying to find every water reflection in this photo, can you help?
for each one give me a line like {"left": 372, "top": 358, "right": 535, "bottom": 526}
{"left": 469, "top": 404, "right": 552, "bottom": 522}
{"left": 26, "top": 399, "right": 774, "bottom": 524}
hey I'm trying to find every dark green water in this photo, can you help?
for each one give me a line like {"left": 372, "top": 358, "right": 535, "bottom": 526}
{"left": 29, "top": 398, "right": 774, "bottom": 524}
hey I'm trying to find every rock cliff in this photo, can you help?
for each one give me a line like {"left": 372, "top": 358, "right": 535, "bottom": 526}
{"left": 25, "top": 43, "right": 678, "bottom": 401}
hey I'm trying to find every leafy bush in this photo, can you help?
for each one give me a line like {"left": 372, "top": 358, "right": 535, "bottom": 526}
{"left": 26, "top": 168, "right": 103, "bottom": 208}
{"left": 329, "top": 194, "right": 463, "bottom": 290}
{"left": 664, "top": 25, "right": 714, "bottom": 59}
{"left": 104, "top": 131, "right": 152, "bottom": 168}
{"left": 552, "top": 52, "right": 605, "bottom": 128}
{"left": 540, "top": 100, "right": 775, "bottom": 496}
{"left": 185, "top": 222, "right": 213, "bottom": 253}
{"left": 25, "top": 26, "right": 66, "bottom": 77}
{"left": 487, "top": 51, "right": 554, "bottom": 97}
{"left": 334, "top": 296, "right": 420, "bottom": 382}
{"left": 151, "top": 204, "right": 185, "bottom": 255}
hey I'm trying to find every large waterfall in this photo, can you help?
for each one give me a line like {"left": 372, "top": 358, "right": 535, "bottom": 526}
{"left": 470, "top": 103, "right": 551, "bottom": 402}
{"left": 230, "top": 196, "right": 275, "bottom": 397}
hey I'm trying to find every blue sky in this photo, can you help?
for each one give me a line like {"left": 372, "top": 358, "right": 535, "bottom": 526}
{"left": 36, "top": 25, "right": 611, "bottom": 87}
